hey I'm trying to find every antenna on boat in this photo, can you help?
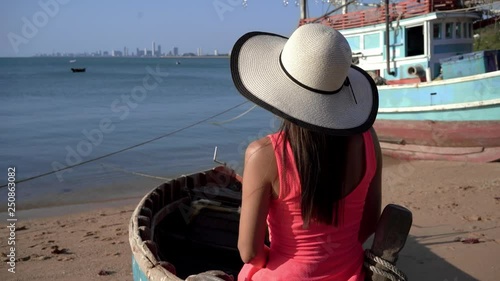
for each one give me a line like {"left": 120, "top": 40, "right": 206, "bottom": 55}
{"left": 213, "top": 146, "right": 226, "bottom": 166}
{"left": 341, "top": 0, "right": 348, "bottom": 14}
{"left": 385, "top": 0, "right": 395, "bottom": 76}
{"left": 300, "top": 0, "right": 307, "bottom": 19}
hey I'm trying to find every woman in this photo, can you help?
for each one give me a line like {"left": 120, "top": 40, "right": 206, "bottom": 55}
{"left": 230, "top": 23, "right": 382, "bottom": 281}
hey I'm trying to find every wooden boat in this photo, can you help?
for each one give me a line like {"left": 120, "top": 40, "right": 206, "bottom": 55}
{"left": 301, "top": 0, "right": 500, "bottom": 162}
{"left": 129, "top": 166, "right": 244, "bottom": 280}
{"left": 71, "top": 68, "right": 86, "bottom": 73}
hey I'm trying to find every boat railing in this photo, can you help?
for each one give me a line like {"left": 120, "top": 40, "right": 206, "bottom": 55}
{"left": 300, "top": 0, "right": 462, "bottom": 30}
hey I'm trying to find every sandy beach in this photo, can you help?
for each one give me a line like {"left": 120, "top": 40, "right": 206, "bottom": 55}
{"left": 1, "top": 157, "right": 499, "bottom": 281}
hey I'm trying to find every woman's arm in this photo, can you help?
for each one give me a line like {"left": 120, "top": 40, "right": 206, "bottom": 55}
{"left": 358, "top": 128, "right": 382, "bottom": 244}
{"left": 237, "top": 137, "right": 275, "bottom": 267}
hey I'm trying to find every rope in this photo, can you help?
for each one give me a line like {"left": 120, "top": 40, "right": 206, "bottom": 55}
{"left": 364, "top": 249, "right": 408, "bottom": 281}
{"left": 0, "top": 101, "right": 249, "bottom": 189}
{"left": 210, "top": 104, "right": 257, "bottom": 125}
{"left": 100, "top": 164, "right": 171, "bottom": 181}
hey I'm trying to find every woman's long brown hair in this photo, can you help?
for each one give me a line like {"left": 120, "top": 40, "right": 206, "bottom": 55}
{"left": 280, "top": 120, "right": 349, "bottom": 227}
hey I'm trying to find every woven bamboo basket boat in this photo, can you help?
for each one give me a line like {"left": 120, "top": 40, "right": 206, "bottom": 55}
{"left": 129, "top": 166, "right": 243, "bottom": 281}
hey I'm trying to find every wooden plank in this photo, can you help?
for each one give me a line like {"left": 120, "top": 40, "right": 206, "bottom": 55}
{"left": 374, "top": 120, "right": 500, "bottom": 148}
{"left": 139, "top": 225, "right": 152, "bottom": 241}
{"left": 140, "top": 206, "right": 152, "bottom": 220}
{"left": 137, "top": 215, "right": 150, "bottom": 228}
{"left": 155, "top": 184, "right": 166, "bottom": 208}
{"left": 170, "top": 179, "right": 182, "bottom": 201}
{"left": 381, "top": 145, "right": 500, "bottom": 162}
{"left": 150, "top": 191, "right": 161, "bottom": 214}
{"left": 380, "top": 142, "right": 485, "bottom": 155}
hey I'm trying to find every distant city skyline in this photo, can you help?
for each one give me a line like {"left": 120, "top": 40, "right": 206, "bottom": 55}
{"left": 0, "top": 0, "right": 358, "bottom": 57}
{"left": 33, "top": 41, "right": 228, "bottom": 58}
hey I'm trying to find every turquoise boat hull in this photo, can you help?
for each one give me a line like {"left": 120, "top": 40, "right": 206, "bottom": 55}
{"left": 377, "top": 71, "right": 500, "bottom": 121}
{"left": 374, "top": 71, "right": 500, "bottom": 162}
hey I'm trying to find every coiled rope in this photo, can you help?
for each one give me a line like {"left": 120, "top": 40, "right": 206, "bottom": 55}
{"left": 364, "top": 249, "right": 408, "bottom": 281}
{"left": 0, "top": 101, "right": 249, "bottom": 189}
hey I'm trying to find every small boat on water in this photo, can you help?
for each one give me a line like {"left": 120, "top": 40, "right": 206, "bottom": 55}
{"left": 300, "top": 0, "right": 500, "bottom": 162}
{"left": 71, "top": 68, "right": 86, "bottom": 73}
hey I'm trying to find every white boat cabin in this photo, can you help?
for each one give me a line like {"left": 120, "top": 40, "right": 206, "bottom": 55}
{"left": 343, "top": 12, "right": 478, "bottom": 83}
{"left": 302, "top": 0, "right": 483, "bottom": 84}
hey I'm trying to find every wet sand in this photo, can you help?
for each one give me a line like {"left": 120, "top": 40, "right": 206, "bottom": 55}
{"left": 1, "top": 157, "right": 499, "bottom": 281}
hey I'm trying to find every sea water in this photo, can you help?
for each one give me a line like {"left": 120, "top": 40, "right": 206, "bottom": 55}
{"left": 0, "top": 57, "right": 278, "bottom": 210}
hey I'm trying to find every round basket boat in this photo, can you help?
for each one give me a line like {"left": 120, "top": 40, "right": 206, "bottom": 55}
{"left": 129, "top": 166, "right": 243, "bottom": 281}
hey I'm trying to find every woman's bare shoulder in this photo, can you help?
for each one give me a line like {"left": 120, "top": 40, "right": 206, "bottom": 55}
{"left": 244, "top": 136, "right": 277, "bottom": 181}
{"left": 245, "top": 136, "right": 274, "bottom": 161}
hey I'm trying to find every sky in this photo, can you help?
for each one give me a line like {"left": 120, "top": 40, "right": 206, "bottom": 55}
{"left": 0, "top": 0, "right": 341, "bottom": 57}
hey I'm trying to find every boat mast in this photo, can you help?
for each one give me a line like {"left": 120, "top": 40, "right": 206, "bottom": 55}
{"left": 385, "top": 0, "right": 395, "bottom": 76}
{"left": 300, "top": 0, "right": 307, "bottom": 19}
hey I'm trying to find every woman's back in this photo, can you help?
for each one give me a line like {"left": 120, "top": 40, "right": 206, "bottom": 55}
{"left": 239, "top": 129, "right": 378, "bottom": 281}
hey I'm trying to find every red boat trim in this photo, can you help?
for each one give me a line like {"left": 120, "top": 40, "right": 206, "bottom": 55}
{"left": 374, "top": 120, "right": 500, "bottom": 148}
{"left": 381, "top": 143, "right": 500, "bottom": 163}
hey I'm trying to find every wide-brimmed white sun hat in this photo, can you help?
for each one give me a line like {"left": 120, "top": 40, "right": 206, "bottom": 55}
{"left": 230, "top": 23, "right": 378, "bottom": 136}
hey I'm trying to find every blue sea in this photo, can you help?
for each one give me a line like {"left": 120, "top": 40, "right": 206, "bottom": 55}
{"left": 0, "top": 57, "right": 279, "bottom": 210}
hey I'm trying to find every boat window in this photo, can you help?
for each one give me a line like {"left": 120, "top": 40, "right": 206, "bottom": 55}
{"left": 346, "top": 36, "right": 361, "bottom": 51}
{"left": 406, "top": 25, "right": 424, "bottom": 56}
{"left": 445, "top": 23, "right": 453, "bottom": 39}
{"left": 455, "top": 22, "right": 462, "bottom": 38}
{"left": 463, "top": 22, "right": 468, "bottom": 38}
{"left": 364, "top": 33, "right": 380, "bottom": 50}
{"left": 469, "top": 23, "right": 473, "bottom": 38}
{"left": 433, "top": 23, "right": 442, "bottom": 39}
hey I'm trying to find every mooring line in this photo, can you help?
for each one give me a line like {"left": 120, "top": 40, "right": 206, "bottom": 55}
{"left": 100, "top": 163, "right": 172, "bottom": 181}
{"left": 210, "top": 104, "right": 257, "bottom": 125}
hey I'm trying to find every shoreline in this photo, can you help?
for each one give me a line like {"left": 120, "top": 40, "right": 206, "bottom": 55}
{"left": 0, "top": 196, "right": 142, "bottom": 221}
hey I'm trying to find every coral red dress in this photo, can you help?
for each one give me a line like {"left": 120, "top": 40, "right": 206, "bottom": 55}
{"left": 238, "top": 131, "right": 377, "bottom": 281}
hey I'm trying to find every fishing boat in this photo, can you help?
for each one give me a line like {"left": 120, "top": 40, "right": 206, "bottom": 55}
{"left": 71, "top": 68, "right": 86, "bottom": 73}
{"left": 300, "top": 0, "right": 500, "bottom": 162}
